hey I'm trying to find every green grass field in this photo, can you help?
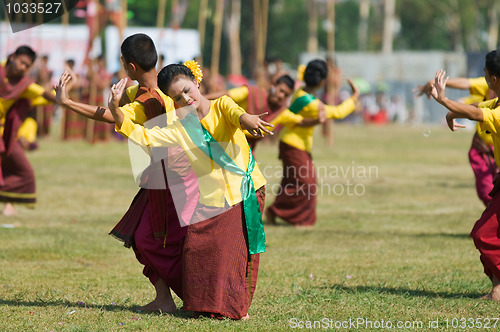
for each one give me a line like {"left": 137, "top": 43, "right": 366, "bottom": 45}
{"left": 1, "top": 123, "right": 498, "bottom": 331}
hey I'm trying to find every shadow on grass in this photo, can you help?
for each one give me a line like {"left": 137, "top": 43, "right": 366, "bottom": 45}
{"left": 323, "top": 284, "right": 484, "bottom": 299}
{"left": 279, "top": 227, "right": 472, "bottom": 240}
{"left": 0, "top": 299, "right": 192, "bottom": 318}
{"left": 412, "top": 232, "right": 471, "bottom": 239}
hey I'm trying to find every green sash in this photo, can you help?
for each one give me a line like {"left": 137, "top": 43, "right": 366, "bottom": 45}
{"left": 180, "top": 113, "right": 266, "bottom": 254}
{"left": 288, "top": 93, "right": 317, "bottom": 114}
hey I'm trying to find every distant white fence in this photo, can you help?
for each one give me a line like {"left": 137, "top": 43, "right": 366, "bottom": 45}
{"left": 300, "top": 51, "right": 473, "bottom": 124}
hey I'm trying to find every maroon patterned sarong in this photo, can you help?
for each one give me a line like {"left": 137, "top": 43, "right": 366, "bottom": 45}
{"left": 0, "top": 99, "right": 36, "bottom": 205}
{"left": 471, "top": 178, "right": 500, "bottom": 282}
{"left": 267, "top": 141, "right": 316, "bottom": 226}
{"left": 469, "top": 133, "right": 497, "bottom": 206}
{"left": 62, "top": 108, "right": 87, "bottom": 140}
{"left": 182, "top": 188, "right": 264, "bottom": 320}
{"left": 109, "top": 87, "right": 196, "bottom": 299}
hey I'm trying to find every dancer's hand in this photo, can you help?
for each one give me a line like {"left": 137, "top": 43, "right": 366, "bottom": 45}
{"left": 317, "top": 101, "right": 327, "bottom": 123}
{"left": 347, "top": 78, "right": 360, "bottom": 100}
{"left": 445, "top": 111, "right": 466, "bottom": 131}
{"left": 413, "top": 80, "right": 433, "bottom": 99}
{"left": 55, "top": 71, "right": 72, "bottom": 106}
{"left": 240, "top": 113, "right": 274, "bottom": 137}
{"left": 431, "top": 69, "right": 449, "bottom": 104}
{"left": 108, "top": 78, "right": 127, "bottom": 111}
{"left": 108, "top": 78, "right": 128, "bottom": 125}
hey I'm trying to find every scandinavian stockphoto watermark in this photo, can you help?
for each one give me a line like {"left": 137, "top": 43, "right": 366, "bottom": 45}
{"left": 261, "top": 161, "right": 379, "bottom": 199}
{"left": 289, "top": 317, "right": 500, "bottom": 329}
{"left": 125, "top": 107, "right": 379, "bottom": 227}
{"left": 1, "top": 0, "right": 78, "bottom": 32}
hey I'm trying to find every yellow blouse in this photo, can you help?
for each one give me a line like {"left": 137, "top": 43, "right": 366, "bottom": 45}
{"left": 117, "top": 95, "right": 266, "bottom": 208}
{"left": 0, "top": 82, "right": 49, "bottom": 119}
{"left": 279, "top": 88, "right": 356, "bottom": 152}
{"left": 228, "top": 86, "right": 249, "bottom": 111}
{"left": 479, "top": 98, "right": 500, "bottom": 166}
{"left": 465, "top": 77, "right": 493, "bottom": 146}
{"left": 115, "top": 85, "right": 176, "bottom": 128}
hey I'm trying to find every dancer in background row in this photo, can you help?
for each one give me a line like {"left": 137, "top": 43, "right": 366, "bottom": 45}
{"left": 429, "top": 50, "right": 500, "bottom": 300}
{"left": 0, "top": 46, "right": 55, "bottom": 216}
{"left": 266, "top": 59, "right": 359, "bottom": 227}
{"left": 415, "top": 76, "right": 497, "bottom": 206}
{"left": 205, "top": 74, "right": 325, "bottom": 151}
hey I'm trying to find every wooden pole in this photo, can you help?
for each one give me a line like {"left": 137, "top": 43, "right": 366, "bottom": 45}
{"left": 198, "top": 0, "right": 208, "bottom": 63}
{"left": 358, "top": 0, "right": 370, "bottom": 51}
{"left": 307, "top": 0, "right": 318, "bottom": 53}
{"left": 253, "top": 0, "right": 269, "bottom": 85}
{"left": 261, "top": 0, "right": 269, "bottom": 62}
{"left": 489, "top": 1, "right": 499, "bottom": 50}
{"left": 253, "top": 0, "right": 261, "bottom": 67}
{"left": 86, "top": 59, "right": 97, "bottom": 143}
{"left": 210, "top": 0, "right": 224, "bottom": 80}
{"left": 326, "top": 0, "right": 335, "bottom": 55}
{"left": 120, "top": 0, "right": 127, "bottom": 39}
{"left": 157, "top": 0, "right": 167, "bottom": 29}
{"left": 60, "top": 5, "right": 70, "bottom": 140}
{"left": 228, "top": 0, "right": 242, "bottom": 76}
{"left": 382, "top": 0, "right": 395, "bottom": 54}
{"left": 171, "top": 0, "right": 180, "bottom": 29}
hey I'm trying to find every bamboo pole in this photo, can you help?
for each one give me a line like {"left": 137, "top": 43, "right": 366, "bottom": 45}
{"left": 86, "top": 60, "right": 97, "bottom": 143}
{"left": 253, "top": 0, "right": 269, "bottom": 82}
{"left": 210, "top": 0, "right": 224, "bottom": 81}
{"left": 198, "top": 0, "right": 208, "bottom": 59}
{"left": 157, "top": 0, "right": 167, "bottom": 28}
{"left": 358, "top": 0, "right": 370, "bottom": 51}
{"left": 228, "top": 0, "right": 242, "bottom": 76}
{"left": 253, "top": 0, "right": 261, "bottom": 66}
{"left": 60, "top": 5, "right": 70, "bottom": 140}
{"left": 307, "top": 0, "right": 318, "bottom": 53}
{"left": 119, "top": 0, "right": 127, "bottom": 40}
{"left": 382, "top": 0, "right": 395, "bottom": 54}
{"left": 261, "top": 0, "right": 269, "bottom": 62}
{"left": 488, "top": 1, "right": 499, "bottom": 50}
{"left": 172, "top": 0, "right": 180, "bottom": 29}
{"left": 326, "top": 0, "right": 335, "bottom": 54}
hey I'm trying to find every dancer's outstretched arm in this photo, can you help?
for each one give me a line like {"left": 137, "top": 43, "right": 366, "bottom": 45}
{"left": 55, "top": 71, "right": 116, "bottom": 123}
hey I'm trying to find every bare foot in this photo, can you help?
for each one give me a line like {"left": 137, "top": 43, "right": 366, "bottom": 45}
{"left": 3, "top": 203, "right": 17, "bottom": 216}
{"left": 241, "top": 313, "right": 250, "bottom": 320}
{"left": 136, "top": 278, "right": 177, "bottom": 313}
{"left": 491, "top": 281, "right": 500, "bottom": 301}
{"left": 265, "top": 208, "right": 276, "bottom": 225}
{"left": 136, "top": 298, "right": 176, "bottom": 313}
{"left": 479, "top": 276, "right": 500, "bottom": 301}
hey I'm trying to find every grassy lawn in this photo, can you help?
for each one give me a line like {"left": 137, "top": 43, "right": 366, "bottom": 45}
{"left": 0, "top": 123, "right": 497, "bottom": 331}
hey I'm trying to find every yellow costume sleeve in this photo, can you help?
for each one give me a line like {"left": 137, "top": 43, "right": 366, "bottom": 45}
{"left": 17, "top": 117, "right": 38, "bottom": 143}
{"left": 216, "top": 96, "right": 246, "bottom": 129}
{"left": 479, "top": 98, "right": 499, "bottom": 132}
{"left": 227, "top": 86, "right": 249, "bottom": 104}
{"left": 20, "top": 83, "right": 50, "bottom": 106}
{"left": 270, "top": 109, "right": 304, "bottom": 127}
{"left": 480, "top": 98, "right": 500, "bottom": 167}
{"left": 469, "top": 77, "right": 489, "bottom": 99}
{"left": 325, "top": 97, "right": 357, "bottom": 119}
{"left": 126, "top": 85, "right": 139, "bottom": 101}
{"left": 117, "top": 116, "right": 180, "bottom": 148}
{"left": 117, "top": 101, "right": 148, "bottom": 127}
{"left": 476, "top": 122, "right": 493, "bottom": 146}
